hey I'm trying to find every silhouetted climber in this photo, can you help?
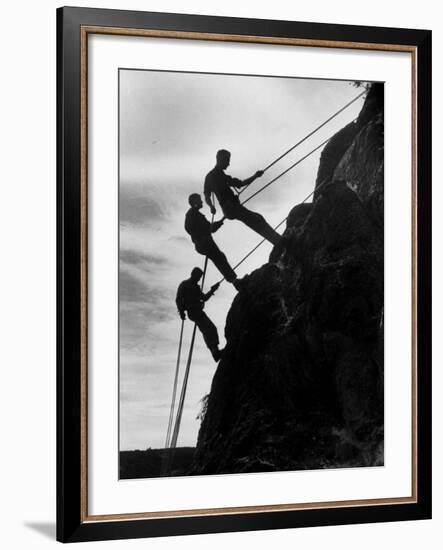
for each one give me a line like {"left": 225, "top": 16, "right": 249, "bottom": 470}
{"left": 185, "top": 193, "right": 243, "bottom": 289}
{"left": 176, "top": 267, "right": 222, "bottom": 362}
{"left": 204, "top": 149, "right": 281, "bottom": 246}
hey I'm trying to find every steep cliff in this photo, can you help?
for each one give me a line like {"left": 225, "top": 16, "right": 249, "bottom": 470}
{"left": 192, "top": 84, "right": 384, "bottom": 475}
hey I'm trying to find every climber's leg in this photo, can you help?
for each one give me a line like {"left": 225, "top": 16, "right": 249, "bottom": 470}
{"left": 196, "top": 238, "right": 237, "bottom": 282}
{"left": 223, "top": 200, "right": 281, "bottom": 245}
{"left": 188, "top": 310, "right": 220, "bottom": 361}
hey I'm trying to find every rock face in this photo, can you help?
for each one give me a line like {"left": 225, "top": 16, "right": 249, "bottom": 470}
{"left": 192, "top": 84, "right": 384, "bottom": 475}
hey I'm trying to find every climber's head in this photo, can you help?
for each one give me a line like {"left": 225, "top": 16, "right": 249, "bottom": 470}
{"left": 188, "top": 193, "right": 203, "bottom": 209}
{"left": 190, "top": 267, "right": 203, "bottom": 283}
{"left": 216, "top": 149, "right": 231, "bottom": 170}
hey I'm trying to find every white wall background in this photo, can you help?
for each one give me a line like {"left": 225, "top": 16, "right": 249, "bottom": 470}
{"left": 0, "top": 0, "right": 439, "bottom": 548}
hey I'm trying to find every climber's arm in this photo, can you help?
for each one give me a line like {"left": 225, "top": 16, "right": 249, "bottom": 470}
{"left": 227, "top": 170, "right": 264, "bottom": 189}
{"left": 203, "top": 283, "right": 220, "bottom": 301}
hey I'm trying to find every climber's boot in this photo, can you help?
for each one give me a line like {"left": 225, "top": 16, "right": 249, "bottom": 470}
{"left": 210, "top": 347, "right": 222, "bottom": 362}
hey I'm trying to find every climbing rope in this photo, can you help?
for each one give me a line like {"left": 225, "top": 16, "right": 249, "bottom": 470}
{"left": 237, "top": 89, "right": 365, "bottom": 197}
{"left": 169, "top": 325, "right": 198, "bottom": 451}
{"left": 217, "top": 134, "right": 333, "bottom": 227}
{"left": 241, "top": 136, "right": 330, "bottom": 207}
{"left": 164, "top": 319, "right": 185, "bottom": 449}
{"left": 162, "top": 261, "right": 209, "bottom": 472}
{"left": 165, "top": 207, "right": 215, "bottom": 463}
{"left": 220, "top": 110, "right": 360, "bottom": 220}
{"left": 216, "top": 176, "right": 331, "bottom": 284}
{"left": 162, "top": 324, "right": 198, "bottom": 472}
{"left": 169, "top": 251, "right": 210, "bottom": 450}
{"left": 215, "top": 112, "right": 360, "bottom": 268}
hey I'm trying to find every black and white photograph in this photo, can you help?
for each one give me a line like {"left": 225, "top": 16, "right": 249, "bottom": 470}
{"left": 0, "top": 0, "right": 436, "bottom": 545}
{"left": 118, "top": 69, "right": 385, "bottom": 480}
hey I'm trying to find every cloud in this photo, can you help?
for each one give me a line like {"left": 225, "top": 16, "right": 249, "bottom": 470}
{"left": 119, "top": 182, "right": 169, "bottom": 226}
{"left": 168, "top": 235, "right": 188, "bottom": 244}
{"left": 119, "top": 270, "right": 145, "bottom": 302}
{"left": 120, "top": 248, "right": 171, "bottom": 270}
{"left": 119, "top": 264, "right": 176, "bottom": 351}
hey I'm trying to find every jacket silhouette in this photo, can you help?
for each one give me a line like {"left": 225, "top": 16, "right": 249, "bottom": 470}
{"left": 176, "top": 267, "right": 222, "bottom": 362}
{"left": 184, "top": 193, "right": 237, "bottom": 284}
{"left": 204, "top": 149, "right": 281, "bottom": 246}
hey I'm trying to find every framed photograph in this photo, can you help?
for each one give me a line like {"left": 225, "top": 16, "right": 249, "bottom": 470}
{"left": 57, "top": 6, "right": 432, "bottom": 543}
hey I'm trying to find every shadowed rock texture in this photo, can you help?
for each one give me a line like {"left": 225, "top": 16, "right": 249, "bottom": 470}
{"left": 192, "top": 84, "right": 384, "bottom": 475}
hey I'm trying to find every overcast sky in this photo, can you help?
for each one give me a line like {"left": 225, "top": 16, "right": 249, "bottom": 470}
{"left": 119, "top": 68, "right": 365, "bottom": 451}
